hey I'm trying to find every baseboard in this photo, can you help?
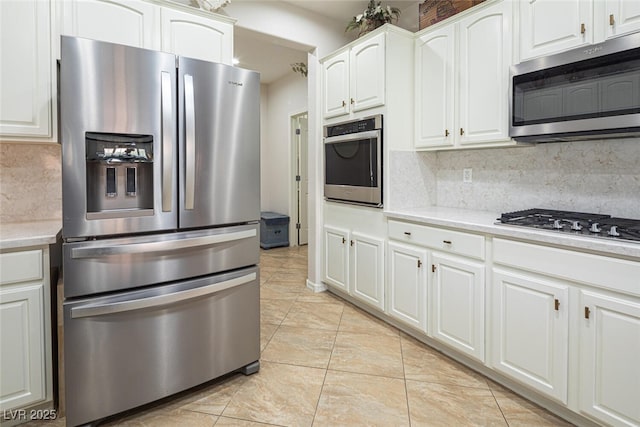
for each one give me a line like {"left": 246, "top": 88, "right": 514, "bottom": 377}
{"left": 306, "top": 279, "right": 327, "bottom": 293}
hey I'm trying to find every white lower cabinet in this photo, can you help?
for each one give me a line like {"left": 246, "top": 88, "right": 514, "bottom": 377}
{"left": 323, "top": 225, "right": 385, "bottom": 311}
{"left": 387, "top": 242, "right": 428, "bottom": 332}
{"left": 491, "top": 268, "right": 569, "bottom": 404}
{"left": 579, "top": 290, "right": 640, "bottom": 427}
{"left": 0, "top": 247, "right": 52, "bottom": 414}
{"left": 431, "top": 252, "right": 485, "bottom": 361}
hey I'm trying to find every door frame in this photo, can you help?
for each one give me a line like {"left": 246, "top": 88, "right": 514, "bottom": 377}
{"left": 289, "top": 110, "right": 308, "bottom": 246}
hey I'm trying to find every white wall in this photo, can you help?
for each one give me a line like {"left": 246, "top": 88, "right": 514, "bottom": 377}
{"left": 261, "top": 71, "right": 307, "bottom": 216}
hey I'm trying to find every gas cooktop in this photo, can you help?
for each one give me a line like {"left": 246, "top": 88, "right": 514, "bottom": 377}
{"left": 498, "top": 209, "right": 640, "bottom": 243}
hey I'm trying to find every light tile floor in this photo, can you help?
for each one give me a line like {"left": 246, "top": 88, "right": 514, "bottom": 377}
{"left": 26, "top": 245, "right": 573, "bottom": 427}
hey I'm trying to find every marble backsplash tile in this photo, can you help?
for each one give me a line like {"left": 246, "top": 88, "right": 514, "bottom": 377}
{"left": 390, "top": 138, "right": 640, "bottom": 218}
{"left": 387, "top": 150, "right": 437, "bottom": 210}
{"left": 0, "top": 143, "right": 62, "bottom": 222}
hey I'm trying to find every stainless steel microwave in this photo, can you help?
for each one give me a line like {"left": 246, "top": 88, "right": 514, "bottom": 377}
{"left": 510, "top": 32, "right": 640, "bottom": 142}
{"left": 324, "top": 115, "right": 382, "bottom": 207}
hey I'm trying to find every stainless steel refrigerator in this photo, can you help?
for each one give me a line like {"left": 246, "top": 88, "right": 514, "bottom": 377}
{"left": 59, "top": 36, "right": 260, "bottom": 426}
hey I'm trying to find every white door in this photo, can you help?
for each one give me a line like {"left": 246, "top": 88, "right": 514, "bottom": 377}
{"left": 0, "top": 0, "right": 52, "bottom": 138}
{"left": 323, "top": 226, "right": 349, "bottom": 292}
{"left": 458, "top": 0, "right": 511, "bottom": 146}
{"left": 518, "top": 0, "right": 592, "bottom": 62}
{"left": 491, "top": 268, "right": 569, "bottom": 404}
{"left": 580, "top": 290, "right": 640, "bottom": 426}
{"left": 0, "top": 283, "right": 44, "bottom": 411}
{"left": 160, "top": 7, "right": 233, "bottom": 64}
{"left": 387, "top": 242, "right": 428, "bottom": 332}
{"left": 431, "top": 252, "right": 485, "bottom": 361}
{"left": 415, "top": 26, "right": 454, "bottom": 148}
{"left": 322, "top": 51, "right": 349, "bottom": 118}
{"left": 350, "top": 32, "right": 386, "bottom": 112}
{"left": 351, "top": 233, "right": 384, "bottom": 310}
{"left": 293, "top": 113, "right": 309, "bottom": 246}
{"left": 57, "top": 0, "right": 158, "bottom": 50}
{"left": 605, "top": 0, "right": 640, "bottom": 39}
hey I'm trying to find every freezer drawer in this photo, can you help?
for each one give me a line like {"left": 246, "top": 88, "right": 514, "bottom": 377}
{"left": 64, "top": 266, "right": 260, "bottom": 427}
{"left": 63, "top": 223, "right": 259, "bottom": 298}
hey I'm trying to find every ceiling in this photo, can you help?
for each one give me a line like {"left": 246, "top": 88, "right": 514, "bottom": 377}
{"left": 232, "top": 0, "right": 420, "bottom": 84}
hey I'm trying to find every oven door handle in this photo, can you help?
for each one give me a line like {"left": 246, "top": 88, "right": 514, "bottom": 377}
{"left": 70, "top": 229, "right": 256, "bottom": 259}
{"left": 70, "top": 272, "right": 256, "bottom": 318}
{"left": 324, "top": 130, "right": 380, "bottom": 144}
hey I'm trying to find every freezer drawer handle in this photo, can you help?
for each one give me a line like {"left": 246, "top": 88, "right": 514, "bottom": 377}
{"left": 70, "top": 229, "right": 257, "bottom": 259}
{"left": 70, "top": 272, "right": 256, "bottom": 318}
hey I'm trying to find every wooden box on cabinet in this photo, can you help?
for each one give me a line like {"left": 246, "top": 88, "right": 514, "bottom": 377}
{"left": 419, "top": 0, "right": 485, "bottom": 29}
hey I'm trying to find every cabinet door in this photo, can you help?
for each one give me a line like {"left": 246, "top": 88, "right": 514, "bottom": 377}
{"left": 458, "top": 0, "right": 511, "bottom": 146}
{"left": 519, "top": 0, "right": 592, "bottom": 61}
{"left": 351, "top": 232, "right": 384, "bottom": 310}
{"left": 580, "top": 291, "right": 640, "bottom": 426}
{"left": 387, "top": 242, "right": 428, "bottom": 332}
{"left": 491, "top": 268, "right": 569, "bottom": 404}
{"left": 415, "top": 26, "right": 454, "bottom": 149}
{"left": 0, "top": 0, "right": 52, "bottom": 138}
{"left": 323, "top": 226, "right": 349, "bottom": 292}
{"left": 161, "top": 7, "right": 233, "bottom": 65}
{"left": 0, "top": 283, "right": 44, "bottom": 411}
{"left": 322, "top": 51, "right": 350, "bottom": 118}
{"left": 431, "top": 252, "right": 484, "bottom": 361}
{"left": 605, "top": 0, "right": 640, "bottom": 39}
{"left": 350, "top": 32, "right": 385, "bottom": 113}
{"left": 58, "top": 0, "right": 158, "bottom": 50}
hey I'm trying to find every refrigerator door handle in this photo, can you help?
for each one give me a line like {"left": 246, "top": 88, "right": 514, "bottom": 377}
{"left": 70, "top": 272, "right": 256, "bottom": 318}
{"left": 161, "top": 71, "right": 173, "bottom": 212}
{"left": 184, "top": 74, "right": 196, "bottom": 210}
{"left": 70, "top": 228, "right": 257, "bottom": 259}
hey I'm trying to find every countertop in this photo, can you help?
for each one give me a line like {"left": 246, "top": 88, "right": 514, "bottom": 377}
{"left": 384, "top": 206, "right": 640, "bottom": 260}
{"left": 0, "top": 219, "right": 62, "bottom": 250}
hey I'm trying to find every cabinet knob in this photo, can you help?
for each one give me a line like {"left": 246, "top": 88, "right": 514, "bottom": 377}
{"left": 350, "top": 240, "right": 354, "bottom": 246}
{"left": 581, "top": 23, "right": 586, "bottom": 34}
{"left": 609, "top": 14, "right": 615, "bottom": 26}
{"left": 445, "top": 129, "right": 449, "bottom": 137}
{"left": 350, "top": 98, "right": 355, "bottom": 105}
{"left": 342, "top": 100, "right": 346, "bottom": 107}
{"left": 584, "top": 306, "right": 591, "bottom": 319}
{"left": 342, "top": 237, "right": 346, "bottom": 244}
{"left": 417, "top": 260, "right": 422, "bottom": 268}
{"left": 554, "top": 298, "right": 560, "bottom": 311}
{"left": 459, "top": 128, "right": 464, "bottom": 136}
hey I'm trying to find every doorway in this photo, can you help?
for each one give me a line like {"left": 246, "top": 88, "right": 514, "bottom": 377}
{"left": 292, "top": 112, "right": 308, "bottom": 246}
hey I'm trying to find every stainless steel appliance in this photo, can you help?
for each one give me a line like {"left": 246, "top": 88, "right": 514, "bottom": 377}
{"left": 510, "top": 32, "right": 640, "bottom": 142}
{"left": 60, "top": 36, "right": 261, "bottom": 426}
{"left": 498, "top": 209, "right": 640, "bottom": 243}
{"left": 324, "top": 115, "right": 383, "bottom": 207}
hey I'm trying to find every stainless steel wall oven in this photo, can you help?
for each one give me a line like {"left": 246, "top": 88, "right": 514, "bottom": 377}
{"left": 324, "top": 115, "right": 382, "bottom": 207}
{"left": 510, "top": 32, "right": 640, "bottom": 142}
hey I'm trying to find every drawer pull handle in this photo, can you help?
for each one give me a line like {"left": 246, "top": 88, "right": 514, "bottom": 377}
{"left": 350, "top": 240, "right": 354, "bottom": 247}
{"left": 342, "top": 100, "right": 346, "bottom": 107}
{"left": 445, "top": 129, "right": 449, "bottom": 137}
{"left": 417, "top": 260, "right": 422, "bottom": 268}
{"left": 443, "top": 240, "right": 452, "bottom": 245}
{"left": 404, "top": 231, "right": 412, "bottom": 236}
{"left": 342, "top": 237, "right": 346, "bottom": 244}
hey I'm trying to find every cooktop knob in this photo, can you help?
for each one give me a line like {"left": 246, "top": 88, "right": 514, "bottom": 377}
{"left": 552, "top": 219, "right": 563, "bottom": 229}
{"left": 608, "top": 225, "right": 620, "bottom": 237}
{"left": 571, "top": 221, "right": 583, "bottom": 231}
{"left": 589, "top": 223, "right": 602, "bottom": 233}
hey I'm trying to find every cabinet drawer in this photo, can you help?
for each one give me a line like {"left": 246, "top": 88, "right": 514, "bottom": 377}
{"left": 388, "top": 220, "right": 484, "bottom": 260}
{"left": 493, "top": 238, "right": 640, "bottom": 297}
{"left": 0, "top": 250, "right": 43, "bottom": 285}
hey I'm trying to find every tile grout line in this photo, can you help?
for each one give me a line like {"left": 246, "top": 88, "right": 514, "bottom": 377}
{"left": 399, "top": 335, "right": 413, "bottom": 427}
{"left": 487, "top": 382, "right": 511, "bottom": 427}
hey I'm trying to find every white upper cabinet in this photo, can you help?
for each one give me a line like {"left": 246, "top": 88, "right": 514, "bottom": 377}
{"left": 57, "top": 0, "right": 159, "bottom": 50}
{"left": 160, "top": 7, "right": 233, "bottom": 64}
{"left": 518, "top": 0, "right": 592, "bottom": 62}
{"left": 415, "top": 26, "right": 454, "bottom": 147}
{"left": 349, "top": 33, "right": 386, "bottom": 113}
{"left": 415, "top": 0, "right": 512, "bottom": 149}
{"left": 323, "top": 51, "right": 350, "bottom": 118}
{"left": 603, "top": 0, "right": 640, "bottom": 40}
{"left": 322, "top": 31, "right": 386, "bottom": 119}
{"left": 0, "top": 0, "right": 52, "bottom": 139}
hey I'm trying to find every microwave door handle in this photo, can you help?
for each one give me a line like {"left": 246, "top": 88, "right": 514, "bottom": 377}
{"left": 161, "top": 71, "right": 173, "bottom": 212}
{"left": 70, "top": 272, "right": 256, "bottom": 318}
{"left": 184, "top": 74, "right": 196, "bottom": 210}
{"left": 324, "top": 130, "right": 380, "bottom": 144}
